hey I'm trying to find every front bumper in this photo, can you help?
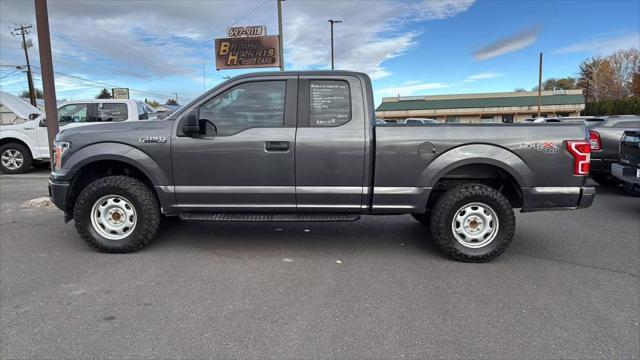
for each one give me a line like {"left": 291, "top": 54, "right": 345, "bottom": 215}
{"left": 611, "top": 163, "right": 640, "bottom": 185}
{"left": 48, "top": 178, "right": 72, "bottom": 221}
{"left": 521, "top": 186, "right": 595, "bottom": 212}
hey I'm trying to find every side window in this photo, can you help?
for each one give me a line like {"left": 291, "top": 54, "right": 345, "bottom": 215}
{"left": 198, "top": 81, "right": 286, "bottom": 136}
{"left": 58, "top": 104, "right": 88, "bottom": 124}
{"left": 309, "top": 80, "right": 351, "bottom": 127}
{"left": 137, "top": 102, "right": 148, "bottom": 120}
{"left": 98, "top": 103, "right": 128, "bottom": 122}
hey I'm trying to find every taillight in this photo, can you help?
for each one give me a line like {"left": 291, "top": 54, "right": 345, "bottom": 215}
{"left": 588, "top": 131, "right": 602, "bottom": 151}
{"left": 566, "top": 141, "right": 591, "bottom": 176}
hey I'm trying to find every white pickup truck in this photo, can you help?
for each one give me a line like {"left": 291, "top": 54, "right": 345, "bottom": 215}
{"left": 0, "top": 93, "right": 155, "bottom": 174}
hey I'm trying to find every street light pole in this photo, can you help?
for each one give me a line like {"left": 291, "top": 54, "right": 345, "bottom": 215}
{"left": 277, "top": 0, "right": 285, "bottom": 71}
{"left": 328, "top": 20, "right": 342, "bottom": 70}
{"left": 537, "top": 52, "right": 543, "bottom": 117}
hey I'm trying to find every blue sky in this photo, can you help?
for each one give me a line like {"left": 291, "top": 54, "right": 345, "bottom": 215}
{"left": 0, "top": 0, "right": 638, "bottom": 106}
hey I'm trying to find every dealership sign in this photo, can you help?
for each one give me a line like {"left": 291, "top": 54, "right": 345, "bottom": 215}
{"left": 112, "top": 88, "right": 129, "bottom": 99}
{"left": 215, "top": 25, "right": 280, "bottom": 70}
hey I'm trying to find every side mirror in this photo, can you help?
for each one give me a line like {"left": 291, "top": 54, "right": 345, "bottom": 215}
{"left": 39, "top": 118, "right": 47, "bottom": 127}
{"left": 182, "top": 111, "right": 201, "bottom": 136}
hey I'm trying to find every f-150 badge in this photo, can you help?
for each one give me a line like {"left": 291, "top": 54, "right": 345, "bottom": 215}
{"left": 138, "top": 136, "right": 167, "bottom": 143}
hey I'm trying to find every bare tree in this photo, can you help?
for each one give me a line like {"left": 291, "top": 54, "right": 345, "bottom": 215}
{"left": 608, "top": 48, "right": 640, "bottom": 95}
{"left": 580, "top": 49, "right": 640, "bottom": 101}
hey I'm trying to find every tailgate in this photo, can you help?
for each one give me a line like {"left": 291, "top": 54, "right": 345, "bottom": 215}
{"left": 620, "top": 130, "right": 640, "bottom": 168}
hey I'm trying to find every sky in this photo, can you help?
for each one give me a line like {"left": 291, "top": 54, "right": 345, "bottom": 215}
{"left": 0, "top": 0, "right": 638, "bottom": 106}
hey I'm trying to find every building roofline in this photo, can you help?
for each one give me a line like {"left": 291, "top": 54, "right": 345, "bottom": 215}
{"left": 382, "top": 89, "right": 583, "bottom": 103}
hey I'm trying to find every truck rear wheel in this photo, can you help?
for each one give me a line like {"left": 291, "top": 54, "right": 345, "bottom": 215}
{"left": 0, "top": 143, "right": 32, "bottom": 174}
{"left": 74, "top": 176, "right": 160, "bottom": 253}
{"left": 430, "top": 183, "right": 515, "bottom": 262}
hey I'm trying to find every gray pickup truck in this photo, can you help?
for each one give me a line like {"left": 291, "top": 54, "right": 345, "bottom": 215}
{"left": 49, "top": 71, "right": 595, "bottom": 262}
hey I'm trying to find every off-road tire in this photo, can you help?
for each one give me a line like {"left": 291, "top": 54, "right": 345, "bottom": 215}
{"left": 0, "top": 142, "right": 32, "bottom": 174}
{"left": 591, "top": 173, "right": 622, "bottom": 187}
{"left": 74, "top": 176, "right": 160, "bottom": 253}
{"left": 430, "top": 183, "right": 515, "bottom": 262}
{"left": 411, "top": 212, "right": 430, "bottom": 226}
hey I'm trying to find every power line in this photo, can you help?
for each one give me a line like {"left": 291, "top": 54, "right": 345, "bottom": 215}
{"left": 30, "top": 65, "right": 175, "bottom": 98}
{"left": 0, "top": 69, "right": 20, "bottom": 79}
{"left": 228, "top": 0, "right": 270, "bottom": 28}
{"left": 51, "top": 31, "right": 200, "bottom": 77}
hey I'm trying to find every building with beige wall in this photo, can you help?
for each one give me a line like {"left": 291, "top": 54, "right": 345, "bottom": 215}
{"left": 375, "top": 89, "right": 585, "bottom": 123}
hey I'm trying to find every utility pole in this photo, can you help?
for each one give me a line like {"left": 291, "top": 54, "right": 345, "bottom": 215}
{"left": 328, "top": 20, "right": 342, "bottom": 70}
{"left": 277, "top": 0, "right": 285, "bottom": 71}
{"left": 12, "top": 24, "right": 37, "bottom": 106}
{"left": 537, "top": 52, "right": 543, "bottom": 117}
{"left": 34, "top": 0, "right": 59, "bottom": 169}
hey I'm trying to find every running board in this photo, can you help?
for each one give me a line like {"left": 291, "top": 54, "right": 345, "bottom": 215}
{"left": 179, "top": 213, "right": 360, "bottom": 222}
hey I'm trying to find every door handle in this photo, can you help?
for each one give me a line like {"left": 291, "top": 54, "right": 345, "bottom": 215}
{"left": 265, "top": 141, "right": 290, "bottom": 152}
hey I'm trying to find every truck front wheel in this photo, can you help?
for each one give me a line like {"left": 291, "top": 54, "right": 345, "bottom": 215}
{"left": 74, "top": 176, "right": 161, "bottom": 253}
{"left": 430, "top": 183, "right": 515, "bottom": 262}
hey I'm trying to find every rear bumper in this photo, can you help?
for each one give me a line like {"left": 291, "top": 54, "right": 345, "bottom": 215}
{"left": 521, "top": 186, "right": 595, "bottom": 212}
{"left": 590, "top": 157, "right": 615, "bottom": 174}
{"left": 611, "top": 163, "right": 640, "bottom": 185}
{"left": 48, "top": 178, "right": 72, "bottom": 222}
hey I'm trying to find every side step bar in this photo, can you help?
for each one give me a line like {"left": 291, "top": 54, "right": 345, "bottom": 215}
{"left": 179, "top": 213, "right": 361, "bottom": 222}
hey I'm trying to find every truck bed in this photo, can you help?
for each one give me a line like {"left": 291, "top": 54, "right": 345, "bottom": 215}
{"left": 371, "top": 123, "right": 590, "bottom": 213}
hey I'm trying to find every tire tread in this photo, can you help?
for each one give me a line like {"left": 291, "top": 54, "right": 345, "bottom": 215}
{"left": 430, "top": 183, "right": 515, "bottom": 262}
{"left": 74, "top": 176, "right": 160, "bottom": 253}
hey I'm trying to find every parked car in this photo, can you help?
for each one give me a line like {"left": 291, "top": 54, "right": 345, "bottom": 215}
{"left": 523, "top": 117, "right": 562, "bottom": 123}
{"left": 1, "top": 98, "right": 155, "bottom": 174}
{"left": 611, "top": 130, "right": 640, "bottom": 196}
{"left": 553, "top": 116, "right": 606, "bottom": 125}
{"left": 404, "top": 118, "right": 438, "bottom": 124}
{"left": 49, "top": 71, "right": 594, "bottom": 262}
{"left": 586, "top": 115, "right": 640, "bottom": 186}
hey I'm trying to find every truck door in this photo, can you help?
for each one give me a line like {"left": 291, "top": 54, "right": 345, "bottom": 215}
{"left": 171, "top": 76, "right": 298, "bottom": 211}
{"left": 294, "top": 75, "right": 367, "bottom": 212}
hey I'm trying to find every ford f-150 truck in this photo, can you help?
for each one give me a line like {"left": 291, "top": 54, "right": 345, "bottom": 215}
{"left": 49, "top": 71, "right": 595, "bottom": 262}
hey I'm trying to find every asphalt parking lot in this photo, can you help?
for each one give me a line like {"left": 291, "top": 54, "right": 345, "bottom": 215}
{"left": 1, "top": 169, "right": 638, "bottom": 359}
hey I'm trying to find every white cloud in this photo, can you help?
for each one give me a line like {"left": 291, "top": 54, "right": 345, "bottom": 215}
{"left": 555, "top": 32, "right": 640, "bottom": 55}
{"left": 413, "top": 0, "right": 476, "bottom": 20}
{"left": 375, "top": 82, "right": 451, "bottom": 96}
{"left": 473, "top": 26, "right": 540, "bottom": 60}
{"left": 284, "top": 0, "right": 474, "bottom": 79}
{"left": 463, "top": 71, "right": 502, "bottom": 82}
{"left": 0, "top": 0, "right": 475, "bottom": 99}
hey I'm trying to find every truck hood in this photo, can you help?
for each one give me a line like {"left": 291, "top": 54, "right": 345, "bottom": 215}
{"left": 56, "top": 119, "right": 174, "bottom": 143}
{"left": 0, "top": 91, "right": 43, "bottom": 120}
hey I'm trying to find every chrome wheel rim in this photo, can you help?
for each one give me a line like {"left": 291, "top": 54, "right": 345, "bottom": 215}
{"left": 90, "top": 195, "right": 137, "bottom": 240}
{"left": 1, "top": 149, "right": 24, "bottom": 170}
{"left": 451, "top": 202, "right": 499, "bottom": 248}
